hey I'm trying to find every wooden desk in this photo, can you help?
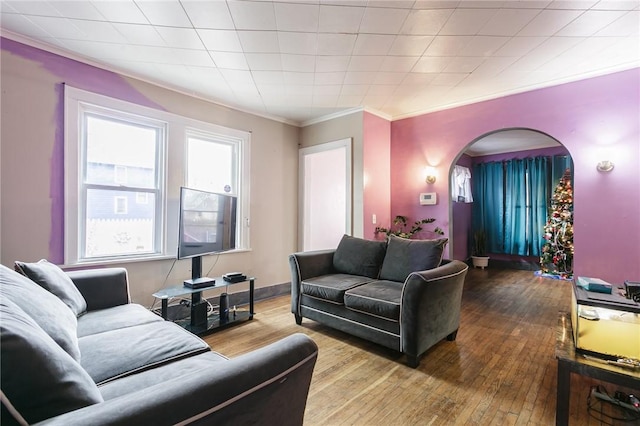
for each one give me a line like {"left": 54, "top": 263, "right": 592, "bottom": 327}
{"left": 555, "top": 312, "right": 640, "bottom": 425}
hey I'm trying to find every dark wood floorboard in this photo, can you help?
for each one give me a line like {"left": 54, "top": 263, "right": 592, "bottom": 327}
{"left": 203, "top": 267, "right": 640, "bottom": 425}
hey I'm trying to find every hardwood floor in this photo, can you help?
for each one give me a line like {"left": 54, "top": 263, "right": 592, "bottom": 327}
{"left": 203, "top": 268, "right": 640, "bottom": 425}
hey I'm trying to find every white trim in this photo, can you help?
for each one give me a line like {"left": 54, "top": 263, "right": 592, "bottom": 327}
{"left": 64, "top": 85, "right": 251, "bottom": 266}
{"left": 300, "top": 107, "right": 364, "bottom": 127}
{"left": 298, "top": 138, "right": 352, "bottom": 251}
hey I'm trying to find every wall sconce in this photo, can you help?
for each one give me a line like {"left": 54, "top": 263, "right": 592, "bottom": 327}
{"left": 596, "top": 160, "right": 614, "bottom": 172}
{"left": 425, "top": 166, "right": 437, "bottom": 184}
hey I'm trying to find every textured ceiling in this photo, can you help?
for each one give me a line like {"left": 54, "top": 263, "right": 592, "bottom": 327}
{"left": 1, "top": 0, "right": 639, "bottom": 127}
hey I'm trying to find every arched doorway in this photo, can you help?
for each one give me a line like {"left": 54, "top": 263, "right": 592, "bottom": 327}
{"left": 449, "top": 128, "right": 573, "bottom": 270}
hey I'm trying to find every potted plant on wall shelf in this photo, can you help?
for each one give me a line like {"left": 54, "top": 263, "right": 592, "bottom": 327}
{"left": 375, "top": 215, "right": 444, "bottom": 239}
{"left": 471, "top": 229, "right": 490, "bottom": 269}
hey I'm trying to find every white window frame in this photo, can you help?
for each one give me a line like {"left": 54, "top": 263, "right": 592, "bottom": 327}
{"left": 64, "top": 86, "right": 251, "bottom": 266}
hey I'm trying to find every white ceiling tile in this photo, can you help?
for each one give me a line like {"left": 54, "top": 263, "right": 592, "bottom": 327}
{"left": 413, "top": 0, "right": 461, "bottom": 8}
{"left": 318, "top": 4, "right": 365, "bottom": 33}
{"left": 353, "top": 34, "right": 395, "bottom": 55}
{"left": 458, "top": 36, "right": 509, "bottom": 56}
{"left": 313, "top": 94, "right": 338, "bottom": 107}
{"left": 388, "top": 35, "right": 434, "bottom": 56}
{"left": 244, "top": 53, "right": 282, "bottom": 71}
{"left": 220, "top": 69, "right": 254, "bottom": 85}
{"left": 337, "top": 94, "right": 365, "bottom": 107}
{"left": 373, "top": 72, "right": 406, "bottom": 84}
{"left": 496, "top": 0, "right": 551, "bottom": 9}
{"left": 471, "top": 56, "right": 518, "bottom": 76}
{"left": 457, "top": 1, "right": 507, "bottom": 8}
{"left": 135, "top": 1, "right": 191, "bottom": 27}
{"left": 517, "top": 9, "right": 583, "bottom": 36}
{"left": 478, "top": 8, "right": 540, "bottom": 36}
{"left": 91, "top": 1, "right": 149, "bottom": 24}
{"left": 555, "top": 10, "right": 627, "bottom": 36}
{"left": 228, "top": 1, "right": 277, "bottom": 30}
{"left": 367, "top": 1, "right": 415, "bottom": 8}
{"left": 158, "top": 47, "right": 215, "bottom": 67}
{"left": 592, "top": 0, "right": 640, "bottom": 10}
{"left": 380, "top": 56, "right": 419, "bottom": 72}
{"left": 237, "top": 31, "right": 279, "bottom": 53}
{"left": 400, "top": 9, "right": 453, "bottom": 35}
{"left": 340, "top": 85, "right": 369, "bottom": 96}
{"left": 24, "top": 16, "right": 85, "bottom": 39}
{"left": 274, "top": 2, "right": 319, "bottom": 32}
{"left": 3, "top": 1, "right": 61, "bottom": 16}
{"left": 197, "top": 29, "right": 243, "bottom": 52}
{"left": 595, "top": 11, "right": 640, "bottom": 36}
{"left": 285, "top": 85, "right": 313, "bottom": 96}
{"left": 313, "top": 85, "right": 341, "bottom": 96}
{"left": 439, "top": 8, "right": 498, "bottom": 35}
{"left": 413, "top": 56, "right": 451, "bottom": 72}
{"left": 68, "top": 20, "right": 129, "bottom": 44}
{"left": 424, "top": 36, "right": 473, "bottom": 56}
{"left": 360, "top": 7, "right": 410, "bottom": 34}
{"left": 113, "top": 23, "right": 165, "bottom": 47}
{"left": 50, "top": 1, "right": 104, "bottom": 20}
{"left": 315, "top": 56, "right": 351, "bottom": 72}
{"left": 431, "top": 72, "right": 467, "bottom": 86}
{"left": 211, "top": 52, "right": 249, "bottom": 70}
{"left": 547, "top": 1, "right": 598, "bottom": 9}
{"left": 278, "top": 32, "right": 317, "bottom": 54}
{"left": 0, "top": 13, "right": 53, "bottom": 38}
{"left": 314, "top": 72, "right": 345, "bottom": 85}
{"left": 155, "top": 27, "right": 204, "bottom": 49}
{"left": 181, "top": 1, "right": 235, "bottom": 29}
{"left": 317, "top": 34, "right": 357, "bottom": 55}
{"left": 443, "top": 56, "right": 484, "bottom": 73}
{"left": 252, "top": 70, "right": 284, "bottom": 85}
{"left": 61, "top": 39, "right": 142, "bottom": 61}
{"left": 281, "top": 54, "right": 316, "bottom": 72}
{"left": 283, "top": 72, "right": 315, "bottom": 85}
{"left": 362, "top": 94, "right": 390, "bottom": 109}
{"left": 348, "top": 56, "right": 385, "bottom": 71}
{"left": 494, "top": 36, "right": 547, "bottom": 56}
{"left": 343, "top": 71, "right": 378, "bottom": 84}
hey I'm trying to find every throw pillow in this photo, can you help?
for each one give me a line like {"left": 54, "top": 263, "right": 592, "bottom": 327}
{"left": 332, "top": 234, "right": 387, "bottom": 279}
{"left": 0, "top": 297, "right": 102, "bottom": 424}
{"left": 0, "top": 264, "right": 81, "bottom": 361}
{"left": 379, "top": 235, "right": 448, "bottom": 282}
{"left": 15, "top": 259, "right": 87, "bottom": 316}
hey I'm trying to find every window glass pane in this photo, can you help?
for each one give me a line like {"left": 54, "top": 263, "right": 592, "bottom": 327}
{"left": 86, "top": 116, "right": 157, "bottom": 188}
{"left": 187, "top": 137, "right": 235, "bottom": 194}
{"left": 85, "top": 188, "right": 156, "bottom": 258}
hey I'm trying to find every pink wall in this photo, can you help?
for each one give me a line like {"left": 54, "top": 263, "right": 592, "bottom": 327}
{"left": 391, "top": 68, "right": 640, "bottom": 284}
{"left": 363, "top": 112, "right": 391, "bottom": 240}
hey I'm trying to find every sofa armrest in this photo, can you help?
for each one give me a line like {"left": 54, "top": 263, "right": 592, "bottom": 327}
{"left": 65, "top": 268, "right": 130, "bottom": 311}
{"left": 289, "top": 250, "right": 335, "bottom": 315}
{"left": 400, "top": 260, "right": 469, "bottom": 360}
{"left": 34, "top": 333, "right": 318, "bottom": 426}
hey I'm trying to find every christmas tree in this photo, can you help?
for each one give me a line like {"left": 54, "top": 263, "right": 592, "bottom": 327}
{"left": 540, "top": 169, "right": 574, "bottom": 278}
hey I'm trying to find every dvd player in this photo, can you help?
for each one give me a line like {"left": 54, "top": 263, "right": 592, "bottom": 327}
{"left": 184, "top": 277, "right": 216, "bottom": 289}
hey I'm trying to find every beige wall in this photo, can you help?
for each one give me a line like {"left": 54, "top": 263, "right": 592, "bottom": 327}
{"left": 0, "top": 46, "right": 300, "bottom": 306}
{"left": 300, "top": 112, "right": 364, "bottom": 237}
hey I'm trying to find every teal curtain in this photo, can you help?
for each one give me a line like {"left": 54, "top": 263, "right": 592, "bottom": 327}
{"left": 472, "top": 162, "right": 504, "bottom": 253}
{"left": 504, "top": 159, "right": 526, "bottom": 254}
{"left": 473, "top": 155, "right": 564, "bottom": 257}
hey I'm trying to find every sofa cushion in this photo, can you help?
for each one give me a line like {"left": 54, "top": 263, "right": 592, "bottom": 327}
{"left": 79, "top": 321, "right": 210, "bottom": 385}
{"left": 0, "top": 264, "right": 80, "bottom": 362}
{"left": 98, "top": 351, "right": 228, "bottom": 400}
{"left": 77, "top": 303, "right": 164, "bottom": 338}
{"left": 302, "top": 274, "right": 374, "bottom": 304}
{"left": 15, "top": 259, "right": 87, "bottom": 316}
{"left": 379, "top": 235, "right": 448, "bottom": 282}
{"left": 333, "top": 234, "right": 387, "bottom": 279}
{"left": 344, "top": 280, "right": 403, "bottom": 320}
{"left": 0, "top": 296, "right": 103, "bottom": 425}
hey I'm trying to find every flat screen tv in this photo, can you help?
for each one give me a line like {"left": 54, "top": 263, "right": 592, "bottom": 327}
{"left": 177, "top": 186, "right": 237, "bottom": 283}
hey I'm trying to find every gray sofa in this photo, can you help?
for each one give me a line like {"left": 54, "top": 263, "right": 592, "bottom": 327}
{"left": 1, "top": 261, "right": 318, "bottom": 426}
{"left": 289, "top": 234, "right": 468, "bottom": 368}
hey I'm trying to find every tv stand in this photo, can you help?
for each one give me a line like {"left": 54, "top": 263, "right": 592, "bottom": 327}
{"left": 152, "top": 276, "right": 254, "bottom": 336}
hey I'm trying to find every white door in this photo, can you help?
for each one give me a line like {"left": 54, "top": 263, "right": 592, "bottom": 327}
{"left": 299, "top": 139, "right": 352, "bottom": 251}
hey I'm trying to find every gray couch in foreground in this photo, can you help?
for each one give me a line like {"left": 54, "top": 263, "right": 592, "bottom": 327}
{"left": 290, "top": 234, "right": 468, "bottom": 368}
{"left": 1, "top": 262, "right": 318, "bottom": 426}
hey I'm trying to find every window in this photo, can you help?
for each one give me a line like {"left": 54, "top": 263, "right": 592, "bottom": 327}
{"left": 64, "top": 86, "right": 250, "bottom": 265}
